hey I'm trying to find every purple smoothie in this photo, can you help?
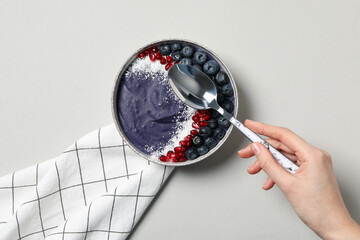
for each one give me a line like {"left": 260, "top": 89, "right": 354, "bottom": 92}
{"left": 117, "top": 63, "right": 187, "bottom": 155}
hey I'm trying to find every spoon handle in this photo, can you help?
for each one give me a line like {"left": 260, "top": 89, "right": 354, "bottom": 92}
{"left": 216, "top": 108, "right": 298, "bottom": 173}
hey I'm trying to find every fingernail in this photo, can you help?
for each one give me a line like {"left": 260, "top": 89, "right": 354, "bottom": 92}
{"left": 250, "top": 143, "right": 261, "bottom": 156}
{"left": 247, "top": 163, "right": 255, "bottom": 171}
{"left": 238, "top": 149, "right": 245, "bottom": 155}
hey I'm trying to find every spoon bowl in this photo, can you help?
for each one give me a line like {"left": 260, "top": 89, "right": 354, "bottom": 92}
{"left": 168, "top": 64, "right": 299, "bottom": 173}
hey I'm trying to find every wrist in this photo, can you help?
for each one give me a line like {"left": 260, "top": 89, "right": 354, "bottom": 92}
{"left": 321, "top": 219, "right": 360, "bottom": 240}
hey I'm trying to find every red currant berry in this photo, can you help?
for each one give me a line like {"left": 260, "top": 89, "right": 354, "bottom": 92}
{"left": 165, "top": 63, "right": 173, "bottom": 71}
{"left": 167, "top": 150, "right": 174, "bottom": 159}
{"left": 160, "top": 155, "right": 169, "bottom": 162}
{"left": 180, "top": 140, "right": 187, "bottom": 147}
{"left": 149, "top": 53, "right": 156, "bottom": 62}
{"left": 175, "top": 152, "right": 185, "bottom": 159}
{"left": 151, "top": 47, "right": 158, "bottom": 52}
{"left": 199, "top": 121, "right": 208, "bottom": 127}
{"left": 144, "top": 49, "right": 151, "bottom": 55}
{"left": 174, "top": 146, "right": 183, "bottom": 153}
{"left": 171, "top": 155, "right": 179, "bottom": 162}
{"left": 192, "top": 122, "right": 200, "bottom": 129}
{"left": 160, "top": 57, "right": 167, "bottom": 65}
{"left": 186, "top": 141, "right": 192, "bottom": 147}
{"left": 202, "top": 113, "right": 211, "bottom": 121}
{"left": 178, "top": 157, "right": 187, "bottom": 162}
{"left": 166, "top": 56, "right": 173, "bottom": 63}
{"left": 192, "top": 115, "right": 200, "bottom": 123}
{"left": 138, "top": 52, "right": 145, "bottom": 59}
{"left": 195, "top": 110, "right": 205, "bottom": 118}
{"left": 190, "top": 130, "right": 198, "bottom": 135}
{"left": 155, "top": 51, "right": 162, "bottom": 60}
{"left": 184, "top": 135, "right": 193, "bottom": 142}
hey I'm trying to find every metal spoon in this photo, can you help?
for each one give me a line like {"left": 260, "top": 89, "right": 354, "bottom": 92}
{"left": 168, "top": 64, "right": 298, "bottom": 173}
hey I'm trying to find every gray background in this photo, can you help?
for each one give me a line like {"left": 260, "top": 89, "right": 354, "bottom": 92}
{"left": 1, "top": 1, "right": 359, "bottom": 239}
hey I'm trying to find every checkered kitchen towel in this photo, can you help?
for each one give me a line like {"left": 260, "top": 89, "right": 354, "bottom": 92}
{"left": 0, "top": 124, "right": 174, "bottom": 240}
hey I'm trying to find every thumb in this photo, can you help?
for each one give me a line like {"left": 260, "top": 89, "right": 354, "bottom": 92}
{"left": 250, "top": 142, "right": 293, "bottom": 188}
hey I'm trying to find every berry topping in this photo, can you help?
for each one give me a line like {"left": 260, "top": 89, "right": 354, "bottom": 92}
{"left": 217, "top": 92, "right": 225, "bottom": 103}
{"left": 221, "top": 100, "right": 234, "bottom": 113}
{"left": 199, "top": 121, "right": 208, "bottom": 127}
{"left": 192, "top": 122, "right": 200, "bottom": 129}
{"left": 217, "top": 115, "right": 231, "bottom": 127}
{"left": 190, "top": 130, "right": 199, "bottom": 136}
{"left": 167, "top": 150, "right": 175, "bottom": 159}
{"left": 155, "top": 51, "right": 162, "bottom": 60}
{"left": 197, "top": 145, "right": 209, "bottom": 156}
{"left": 192, "top": 135, "right": 205, "bottom": 148}
{"left": 199, "top": 126, "right": 212, "bottom": 138}
{"left": 203, "top": 60, "right": 220, "bottom": 75}
{"left": 192, "top": 115, "right": 200, "bottom": 123}
{"left": 185, "top": 147, "right": 198, "bottom": 160}
{"left": 221, "top": 84, "right": 234, "bottom": 97}
{"left": 210, "top": 109, "right": 220, "bottom": 118}
{"left": 179, "top": 58, "right": 192, "bottom": 66}
{"left": 159, "top": 44, "right": 171, "bottom": 56}
{"left": 165, "top": 63, "right": 173, "bottom": 71}
{"left": 181, "top": 45, "right": 195, "bottom": 58}
{"left": 193, "top": 51, "right": 208, "bottom": 65}
{"left": 213, "top": 128, "right": 226, "bottom": 140}
{"left": 149, "top": 53, "right": 156, "bottom": 62}
{"left": 180, "top": 140, "right": 187, "bottom": 147}
{"left": 160, "top": 57, "right": 167, "bottom": 65}
{"left": 170, "top": 51, "right": 182, "bottom": 62}
{"left": 171, "top": 42, "right": 182, "bottom": 52}
{"left": 174, "top": 146, "right": 184, "bottom": 153}
{"left": 207, "top": 118, "right": 219, "bottom": 129}
{"left": 205, "top": 137, "right": 217, "bottom": 149}
{"left": 215, "top": 71, "right": 229, "bottom": 86}
{"left": 166, "top": 56, "right": 173, "bottom": 63}
{"left": 202, "top": 113, "right": 211, "bottom": 121}
{"left": 184, "top": 135, "right": 193, "bottom": 142}
{"left": 160, "top": 155, "right": 169, "bottom": 162}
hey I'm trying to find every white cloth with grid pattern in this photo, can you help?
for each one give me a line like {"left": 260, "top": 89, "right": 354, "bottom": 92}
{"left": 0, "top": 124, "right": 174, "bottom": 240}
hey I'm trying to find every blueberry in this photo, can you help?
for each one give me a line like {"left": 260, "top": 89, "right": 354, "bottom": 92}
{"left": 179, "top": 58, "right": 192, "bottom": 66}
{"left": 171, "top": 42, "right": 182, "bottom": 52}
{"left": 193, "top": 51, "right": 208, "bottom": 65}
{"left": 207, "top": 118, "right": 218, "bottom": 129}
{"left": 185, "top": 147, "right": 198, "bottom": 160}
{"left": 217, "top": 92, "right": 225, "bottom": 103}
{"left": 216, "top": 85, "right": 221, "bottom": 92}
{"left": 181, "top": 45, "right": 195, "bottom": 58}
{"left": 199, "top": 126, "right": 212, "bottom": 138}
{"left": 215, "top": 71, "right": 229, "bottom": 86}
{"left": 159, "top": 44, "right": 171, "bottom": 56}
{"left": 213, "top": 128, "right": 226, "bottom": 140}
{"left": 197, "top": 145, "right": 209, "bottom": 156}
{"left": 192, "top": 135, "right": 205, "bottom": 148}
{"left": 171, "top": 51, "right": 182, "bottom": 62}
{"left": 193, "top": 64, "right": 203, "bottom": 72}
{"left": 210, "top": 109, "right": 220, "bottom": 118}
{"left": 203, "top": 60, "right": 220, "bottom": 75}
{"left": 221, "top": 84, "right": 234, "bottom": 97}
{"left": 221, "top": 100, "right": 234, "bottom": 113}
{"left": 217, "top": 115, "right": 231, "bottom": 127}
{"left": 205, "top": 137, "right": 217, "bottom": 149}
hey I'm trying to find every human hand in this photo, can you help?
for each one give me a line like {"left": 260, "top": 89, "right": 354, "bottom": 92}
{"left": 238, "top": 120, "right": 360, "bottom": 240}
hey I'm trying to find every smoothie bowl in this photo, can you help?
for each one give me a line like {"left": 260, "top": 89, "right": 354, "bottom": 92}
{"left": 112, "top": 39, "right": 238, "bottom": 166}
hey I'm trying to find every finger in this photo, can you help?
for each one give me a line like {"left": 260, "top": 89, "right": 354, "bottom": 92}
{"left": 250, "top": 142, "right": 293, "bottom": 188}
{"left": 262, "top": 177, "right": 275, "bottom": 190}
{"left": 265, "top": 138, "right": 295, "bottom": 155}
{"left": 238, "top": 145, "right": 255, "bottom": 158}
{"left": 247, "top": 160, "right": 261, "bottom": 174}
{"left": 281, "top": 151, "right": 300, "bottom": 164}
{"left": 245, "top": 119, "right": 311, "bottom": 152}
